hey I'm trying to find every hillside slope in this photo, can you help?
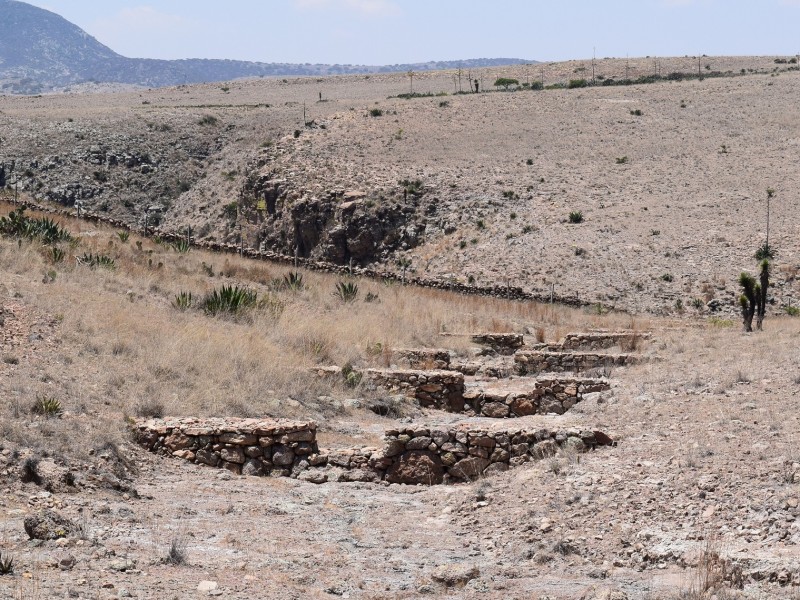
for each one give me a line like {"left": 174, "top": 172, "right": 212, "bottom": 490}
{"left": 0, "top": 0, "right": 531, "bottom": 94}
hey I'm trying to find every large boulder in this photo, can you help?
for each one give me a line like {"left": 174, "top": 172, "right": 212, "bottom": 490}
{"left": 24, "top": 509, "right": 76, "bottom": 540}
{"left": 449, "top": 457, "right": 490, "bottom": 481}
{"left": 385, "top": 451, "right": 444, "bottom": 485}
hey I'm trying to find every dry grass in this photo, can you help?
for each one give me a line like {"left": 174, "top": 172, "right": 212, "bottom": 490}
{"left": 0, "top": 201, "right": 636, "bottom": 460}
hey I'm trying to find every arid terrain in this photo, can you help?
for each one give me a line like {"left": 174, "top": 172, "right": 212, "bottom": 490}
{"left": 1, "top": 57, "right": 800, "bottom": 600}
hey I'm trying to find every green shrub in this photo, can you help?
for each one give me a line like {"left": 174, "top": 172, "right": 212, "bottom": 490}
{"left": 117, "top": 231, "right": 130, "bottom": 243}
{"left": 568, "top": 79, "right": 588, "bottom": 89}
{"left": 784, "top": 306, "right": 800, "bottom": 317}
{"left": 369, "top": 108, "right": 384, "bottom": 117}
{"left": 494, "top": 78, "right": 519, "bottom": 90}
{"left": 616, "top": 156, "right": 629, "bottom": 164}
{"left": 568, "top": 211, "right": 584, "bottom": 224}
{"left": 661, "top": 273, "right": 674, "bottom": 282}
{"left": 630, "top": 109, "right": 643, "bottom": 116}
{"left": 334, "top": 281, "right": 359, "bottom": 303}
{"left": 201, "top": 285, "right": 257, "bottom": 316}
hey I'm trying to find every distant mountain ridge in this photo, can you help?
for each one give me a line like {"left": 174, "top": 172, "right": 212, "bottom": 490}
{"left": 0, "top": 0, "right": 534, "bottom": 94}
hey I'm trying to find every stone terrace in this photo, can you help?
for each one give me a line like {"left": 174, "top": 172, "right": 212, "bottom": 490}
{"left": 135, "top": 418, "right": 615, "bottom": 485}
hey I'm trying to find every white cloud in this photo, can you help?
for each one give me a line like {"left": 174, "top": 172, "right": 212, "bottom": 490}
{"left": 293, "top": 0, "right": 400, "bottom": 17}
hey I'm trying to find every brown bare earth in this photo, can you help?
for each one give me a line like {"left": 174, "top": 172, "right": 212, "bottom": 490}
{"left": 1, "top": 57, "right": 800, "bottom": 599}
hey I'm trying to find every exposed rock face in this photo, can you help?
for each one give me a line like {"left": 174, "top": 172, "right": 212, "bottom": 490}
{"left": 245, "top": 182, "right": 423, "bottom": 266}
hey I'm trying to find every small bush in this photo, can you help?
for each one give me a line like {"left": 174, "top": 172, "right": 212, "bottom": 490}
{"left": 568, "top": 211, "right": 584, "bottom": 224}
{"left": 526, "top": 158, "right": 534, "bottom": 165}
{"left": 334, "top": 281, "right": 359, "bottom": 303}
{"left": 568, "top": 79, "right": 588, "bottom": 89}
{"left": 661, "top": 273, "right": 674, "bottom": 282}
{"left": 369, "top": 108, "right": 384, "bottom": 117}
{"left": 785, "top": 306, "right": 800, "bottom": 317}
{"left": 198, "top": 115, "right": 218, "bottom": 126}
{"left": 165, "top": 536, "right": 188, "bottom": 566}
{"left": 117, "top": 231, "right": 130, "bottom": 243}
{"left": 616, "top": 156, "right": 629, "bottom": 164}
{"left": 293, "top": 129, "right": 301, "bottom": 138}
{"left": 630, "top": 109, "right": 643, "bottom": 116}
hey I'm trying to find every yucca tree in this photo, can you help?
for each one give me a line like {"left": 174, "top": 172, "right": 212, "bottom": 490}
{"left": 739, "top": 260, "right": 769, "bottom": 332}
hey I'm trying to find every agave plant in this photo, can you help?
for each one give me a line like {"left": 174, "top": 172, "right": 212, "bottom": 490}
{"left": 172, "top": 239, "right": 190, "bottom": 253}
{"left": 334, "top": 280, "right": 359, "bottom": 303}
{"left": 282, "top": 271, "right": 304, "bottom": 291}
{"left": 0, "top": 207, "right": 72, "bottom": 245}
{"left": 79, "top": 253, "right": 116, "bottom": 270}
{"left": 172, "top": 291, "right": 194, "bottom": 311}
{"left": 48, "top": 246, "right": 66, "bottom": 264}
{"left": 32, "top": 395, "right": 62, "bottom": 418}
{"left": 117, "top": 231, "right": 130, "bottom": 243}
{"left": 0, "top": 552, "right": 13, "bottom": 576}
{"left": 201, "top": 285, "right": 257, "bottom": 316}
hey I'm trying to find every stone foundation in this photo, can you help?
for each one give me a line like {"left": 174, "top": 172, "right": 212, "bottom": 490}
{"left": 514, "top": 350, "right": 643, "bottom": 375}
{"left": 135, "top": 418, "right": 319, "bottom": 477}
{"left": 135, "top": 418, "right": 615, "bottom": 485}
{"left": 464, "top": 377, "right": 611, "bottom": 417}
{"left": 560, "top": 331, "right": 651, "bottom": 352}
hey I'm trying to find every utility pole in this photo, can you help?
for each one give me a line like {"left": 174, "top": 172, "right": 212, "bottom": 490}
{"left": 592, "top": 47, "right": 596, "bottom": 85}
{"left": 626, "top": 54, "right": 630, "bottom": 80}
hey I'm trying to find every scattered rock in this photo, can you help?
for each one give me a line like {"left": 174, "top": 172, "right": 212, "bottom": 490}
{"left": 23, "top": 509, "right": 76, "bottom": 540}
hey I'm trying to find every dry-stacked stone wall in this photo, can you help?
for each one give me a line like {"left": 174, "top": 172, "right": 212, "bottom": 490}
{"left": 364, "top": 368, "right": 465, "bottom": 412}
{"left": 470, "top": 333, "right": 525, "bottom": 355}
{"left": 464, "top": 377, "right": 611, "bottom": 417}
{"left": 135, "top": 418, "right": 319, "bottom": 477}
{"left": 560, "top": 331, "right": 651, "bottom": 351}
{"left": 135, "top": 418, "right": 615, "bottom": 485}
{"left": 514, "top": 350, "right": 642, "bottom": 375}
{"left": 393, "top": 348, "right": 451, "bottom": 370}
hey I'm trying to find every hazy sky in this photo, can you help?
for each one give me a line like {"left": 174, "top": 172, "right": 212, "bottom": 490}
{"left": 26, "top": 1, "right": 800, "bottom": 65}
